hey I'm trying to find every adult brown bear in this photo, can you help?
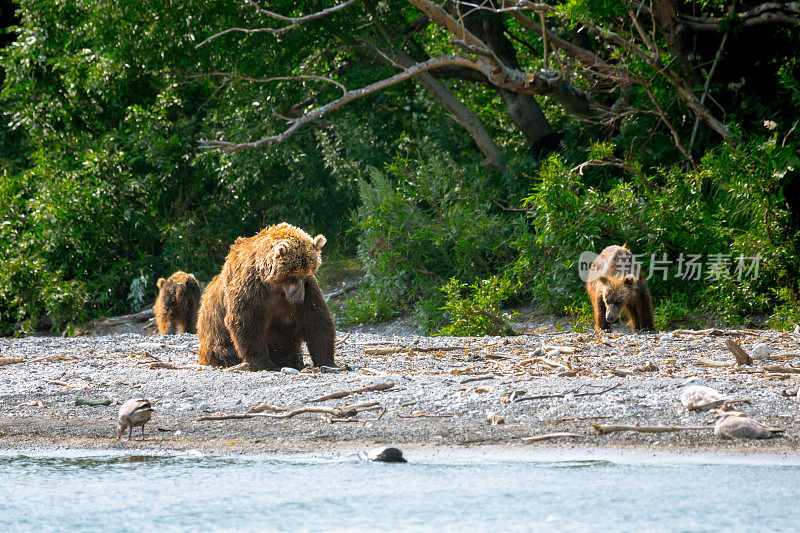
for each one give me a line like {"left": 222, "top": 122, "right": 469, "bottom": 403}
{"left": 585, "top": 245, "right": 655, "bottom": 333}
{"left": 153, "top": 271, "right": 201, "bottom": 335}
{"left": 197, "top": 223, "right": 336, "bottom": 370}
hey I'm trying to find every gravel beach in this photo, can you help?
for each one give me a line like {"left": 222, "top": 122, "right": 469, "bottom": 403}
{"left": 1, "top": 326, "right": 799, "bottom": 454}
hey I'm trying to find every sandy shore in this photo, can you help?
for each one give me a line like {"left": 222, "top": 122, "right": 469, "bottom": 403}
{"left": 1, "top": 327, "right": 799, "bottom": 455}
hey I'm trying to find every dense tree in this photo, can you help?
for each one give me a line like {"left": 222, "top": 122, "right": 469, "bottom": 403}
{"left": 0, "top": 0, "right": 799, "bottom": 334}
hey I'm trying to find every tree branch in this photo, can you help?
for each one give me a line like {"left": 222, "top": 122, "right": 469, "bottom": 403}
{"left": 199, "top": 55, "right": 485, "bottom": 151}
{"left": 196, "top": 0, "right": 362, "bottom": 47}
{"left": 680, "top": 2, "right": 800, "bottom": 31}
{"left": 187, "top": 71, "right": 347, "bottom": 95}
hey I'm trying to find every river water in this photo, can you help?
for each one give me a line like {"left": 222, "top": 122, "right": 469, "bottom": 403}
{"left": 1, "top": 449, "right": 798, "bottom": 532}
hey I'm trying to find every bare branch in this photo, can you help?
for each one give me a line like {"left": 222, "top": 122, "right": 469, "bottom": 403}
{"left": 681, "top": 2, "right": 800, "bottom": 31}
{"left": 199, "top": 55, "right": 483, "bottom": 151}
{"left": 200, "top": 48, "right": 592, "bottom": 152}
{"left": 188, "top": 71, "right": 347, "bottom": 95}
{"left": 196, "top": 0, "right": 361, "bottom": 47}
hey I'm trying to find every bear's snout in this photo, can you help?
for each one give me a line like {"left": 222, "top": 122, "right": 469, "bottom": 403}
{"left": 284, "top": 280, "right": 306, "bottom": 305}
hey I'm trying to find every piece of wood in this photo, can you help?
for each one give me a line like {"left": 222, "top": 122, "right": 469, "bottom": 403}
{"left": 522, "top": 432, "right": 582, "bottom": 442}
{"left": 0, "top": 357, "right": 24, "bottom": 366}
{"left": 725, "top": 339, "right": 752, "bottom": 366}
{"left": 397, "top": 411, "right": 455, "bottom": 418}
{"left": 514, "top": 383, "right": 621, "bottom": 402}
{"left": 245, "top": 403, "right": 287, "bottom": 414}
{"left": 460, "top": 374, "right": 494, "bottom": 384}
{"left": 410, "top": 346, "right": 467, "bottom": 353}
{"left": 335, "top": 333, "right": 351, "bottom": 346}
{"left": 364, "top": 347, "right": 406, "bottom": 355}
{"left": 592, "top": 423, "right": 712, "bottom": 435}
{"left": 89, "top": 308, "right": 155, "bottom": 327}
{"left": 222, "top": 362, "right": 250, "bottom": 372}
{"left": 763, "top": 364, "right": 800, "bottom": 374}
{"left": 308, "top": 381, "right": 394, "bottom": 402}
{"left": 692, "top": 356, "right": 734, "bottom": 368}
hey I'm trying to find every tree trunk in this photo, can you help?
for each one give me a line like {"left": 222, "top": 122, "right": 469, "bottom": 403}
{"left": 454, "top": 2, "right": 560, "bottom": 154}
{"left": 392, "top": 51, "right": 504, "bottom": 169}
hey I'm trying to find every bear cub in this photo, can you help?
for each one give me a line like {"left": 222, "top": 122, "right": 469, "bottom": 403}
{"left": 197, "top": 222, "right": 336, "bottom": 371}
{"left": 154, "top": 271, "right": 201, "bottom": 335}
{"left": 585, "top": 245, "right": 655, "bottom": 332}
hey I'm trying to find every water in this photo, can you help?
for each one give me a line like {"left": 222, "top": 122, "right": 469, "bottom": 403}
{"left": 1, "top": 449, "right": 798, "bottom": 532}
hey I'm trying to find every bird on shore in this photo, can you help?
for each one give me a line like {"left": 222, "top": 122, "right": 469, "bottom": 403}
{"left": 712, "top": 410, "right": 783, "bottom": 439}
{"left": 358, "top": 446, "right": 407, "bottom": 463}
{"left": 679, "top": 377, "right": 734, "bottom": 411}
{"left": 117, "top": 397, "right": 155, "bottom": 440}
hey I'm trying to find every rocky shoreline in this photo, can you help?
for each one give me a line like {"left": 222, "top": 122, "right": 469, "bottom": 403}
{"left": 1, "top": 327, "right": 799, "bottom": 454}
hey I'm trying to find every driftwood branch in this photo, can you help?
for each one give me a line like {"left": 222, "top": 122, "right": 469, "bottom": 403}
{"left": 592, "top": 423, "right": 712, "bottom": 435}
{"left": 513, "top": 383, "right": 621, "bottom": 402}
{"left": 308, "top": 381, "right": 394, "bottom": 402}
{"left": 198, "top": 401, "right": 380, "bottom": 421}
{"left": 725, "top": 339, "right": 753, "bottom": 366}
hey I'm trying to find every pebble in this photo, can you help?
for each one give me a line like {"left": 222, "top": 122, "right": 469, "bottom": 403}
{"left": 280, "top": 367, "right": 300, "bottom": 375}
{"left": 751, "top": 343, "right": 772, "bottom": 359}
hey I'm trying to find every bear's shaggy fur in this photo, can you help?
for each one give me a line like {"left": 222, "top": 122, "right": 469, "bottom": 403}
{"left": 154, "top": 271, "right": 201, "bottom": 335}
{"left": 585, "top": 245, "right": 655, "bottom": 332}
{"left": 197, "top": 223, "right": 336, "bottom": 370}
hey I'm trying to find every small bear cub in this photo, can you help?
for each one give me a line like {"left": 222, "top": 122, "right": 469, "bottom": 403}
{"left": 585, "top": 245, "right": 655, "bottom": 332}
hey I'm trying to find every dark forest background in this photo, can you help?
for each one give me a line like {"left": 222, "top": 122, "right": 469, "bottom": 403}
{"left": 1, "top": 0, "right": 799, "bottom": 336}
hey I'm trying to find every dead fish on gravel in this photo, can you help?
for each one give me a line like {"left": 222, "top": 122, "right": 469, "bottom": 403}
{"left": 358, "top": 447, "right": 407, "bottom": 463}
{"left": 712, "top": 411, "right": 784, "bottom": 440}
{"left": 117, "top": 397, "right": 155, "bottom": 440}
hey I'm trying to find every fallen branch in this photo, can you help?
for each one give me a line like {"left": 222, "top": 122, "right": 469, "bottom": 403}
{"left": 411, "top": 346, "right": 467, "bottom": 353}
{"left": 692, "top": 356, "right": 734, "bottom": 368}
{"left": 335, "top": 333, "right": 351, "bottom": 346}
{"left": 763, "top": 364, "right": 800, "bottom": 374}
{"left": 222, "top": 362, "right": 250, "bottom": 372}
{"left": 397, "top": 411, "right": 455, "bottom": 418}
{"left": 308, "top": 381, "right": 394, "bottom": 402}
{"left": 522, "top": 432, "right": 582, "bottom": 442}
{"left": 246, "top": 403, "right": 287, "bottom": 414}
{"left": 199, "top": 401, "right": 381, "bottom": 421}
{"left": 460, "top": 374, "right": 494, "bottom": 384}
{"left": 365, "top": 347, "right": 406, "bottom": 355}
{"left": 592, "top": 423, "right": 712, "bottom": 435}
{"left": 148, "top": 361, "right": 204, "bottom": 370}
{"left": 0, "top": 357, "right": 24, "bottom": 366}
{"left": 519, "top": 357, "right": 568, "bottom": 369}
{"left": 514, "top": 383, "right": 621, "bottom": 402}
{"left": 725, "top": 339, "right": 753, "bottom": 366}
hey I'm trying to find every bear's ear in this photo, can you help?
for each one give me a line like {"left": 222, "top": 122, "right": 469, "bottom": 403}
{"left": 598, "top": 276, "right": 611, "bottom": 287}
{"left": 623, "top": 273, "right": 636, "bottom": 285}
{"left": 157, "top": 278, "right": 165, "bottom": 289}
{"left": 313, "top": 234, "right": 327, "bottom": 250}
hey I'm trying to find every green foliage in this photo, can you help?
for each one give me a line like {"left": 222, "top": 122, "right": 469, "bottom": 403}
{"left": 440, "top": 276, "right": 517, "bottom": 337}
{"left": 2, "top": 0, "right": 800, "bottom": 337}
{"left": 344, "top": 149, "right": 525, "bottom": 333}
{"left": 518, "top": 138, "right": 800, "bottom": 327}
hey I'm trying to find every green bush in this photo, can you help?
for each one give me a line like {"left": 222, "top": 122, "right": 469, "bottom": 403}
{"left": 344, "top": 150, "right": 525, "bottom": 333}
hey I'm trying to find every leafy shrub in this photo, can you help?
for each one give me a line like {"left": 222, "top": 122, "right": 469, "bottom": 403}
{"left": 345, "top": 151, "right": 525, "bottom": 332}
{"left": 440, "top": 276, "right": 517, "bottom": 336}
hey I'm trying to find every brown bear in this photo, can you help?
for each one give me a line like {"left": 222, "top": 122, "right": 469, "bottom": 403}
{"left": 585, "top": 245, "right": 655, "bottom": 333}
{"left": 153, "top": 271, "right": 201, "bottom": 335}
{"left": 197, "top": 223, "right": 336, "bottom": 370}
